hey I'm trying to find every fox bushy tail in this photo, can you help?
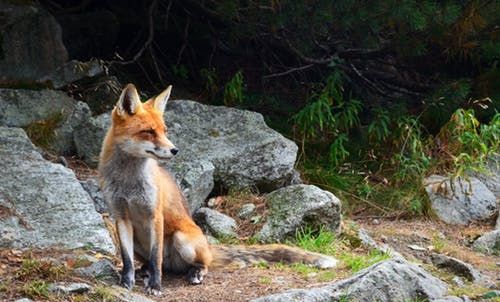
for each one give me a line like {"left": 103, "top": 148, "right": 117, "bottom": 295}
{"left": 211, "top": 244, "right": 338, "bottom": 269}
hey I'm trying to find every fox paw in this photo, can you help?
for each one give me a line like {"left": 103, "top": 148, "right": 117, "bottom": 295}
{"left": 120, "top": 273, "right": 135, "bottom": 290}
{"left": 145, "top": 282, "right": 162, "bottom": 296}
{"left": 187, "top": 267, "right": 205, "bottom": 285}
{"left": 145, "top": 286, "right": 162, "bottom": 296}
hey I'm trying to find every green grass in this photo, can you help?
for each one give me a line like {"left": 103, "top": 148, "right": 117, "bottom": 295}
{"left": 258, "top": 276, "right": 272, "bottom": 284}
{"left": 92, "top": 285, "right": 115, "bottom": 302}
{"left": 317, "top": 270, "right": 336, "bottom": 282}
{"left": 288, "top": 263, "right": 320, "bottom": 277}
{"left": 22, "top": 280, "right": 49, "bottom": 299}
{"left": 430, "top": 233, "right": 447, "bottom": 253}
{"left": 292, "top": 226, "right": 338, "bottom": 255}
{"left": 340, "top": 249, "right": 391, "bottom": 273}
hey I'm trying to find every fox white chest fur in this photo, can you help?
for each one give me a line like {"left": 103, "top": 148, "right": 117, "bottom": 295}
{"left": 101, "top": 148, "right": 158, "bottom": 218}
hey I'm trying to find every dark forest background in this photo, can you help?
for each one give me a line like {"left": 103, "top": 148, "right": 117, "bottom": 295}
{"left": 39, "top": 0, "right": 499, "bottom": 217}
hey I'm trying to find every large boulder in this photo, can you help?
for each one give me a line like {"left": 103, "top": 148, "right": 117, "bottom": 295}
{"left": 0, "top": 127, "right": 114, "bottom": 253}
{"left": 473, "top": 230, "right": 500, "bottom": 255}
{"left": 257, "top": 184, "right": 341, "bottom": 243}
{"left": 424, "top": 175, "right": 497, "bottom": 225}
{"left": 164, "top": 100, "right": 299, "bottom": 191}
{"left": 251, "top": 259, "right": 448, "bottom": 302}
{"left": 0, "top": 88, "right": 90, "bottom": 154}
{"left": 0, "top": 2, "right": 68, "bottom": 81}
{"left": 0, "top": 89, "right": 76, "bottom": 127}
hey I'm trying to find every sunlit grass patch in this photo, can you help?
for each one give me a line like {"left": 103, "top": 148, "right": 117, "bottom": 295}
{"left": 22, "top": 280, "right": 49, "bottom": 299}
{"left": 340, "top": 249, "right": 391, "bottom": 273}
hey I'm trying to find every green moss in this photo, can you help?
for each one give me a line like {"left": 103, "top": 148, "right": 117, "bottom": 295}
{"left": 23, "top": 112, "right": 64, "bottom": 150}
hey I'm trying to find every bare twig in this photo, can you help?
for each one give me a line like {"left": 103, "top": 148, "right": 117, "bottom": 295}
{"left": 176, "top": 18, "right": 191, "bottom": 65}
{"left": 349, "top": 63, "right": 390, "bottom": 97}
{"left": 149, "top": 47, "right": 165, "bottom": 86}
{"left": 262, "top": 64, "right": 314, "bottom": 79}
{"left": 108, "top": 0, "right": 158, "bottom": 66}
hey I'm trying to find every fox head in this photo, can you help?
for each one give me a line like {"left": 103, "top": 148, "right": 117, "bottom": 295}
{"left": 110, "top": 83, "right": 178, "bottom": 161}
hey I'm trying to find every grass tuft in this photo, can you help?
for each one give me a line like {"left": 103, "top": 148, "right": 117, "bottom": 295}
{"left": 22, "top": 280, "right": 49, "bottom": 299}
{"left": 340, "top": 249, "right": 391, "bottom": 273}
{"left": 293, "top": 226, "right": 338, "bottom": 255}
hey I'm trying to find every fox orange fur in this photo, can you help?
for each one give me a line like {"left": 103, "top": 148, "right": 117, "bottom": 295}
{"left": 98, "top": 84, "right": 337, "bottom": 295}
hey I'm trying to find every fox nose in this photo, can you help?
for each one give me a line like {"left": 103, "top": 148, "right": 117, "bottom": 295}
{"left": 170, "top": 148, "right": 179, "bottom": 155}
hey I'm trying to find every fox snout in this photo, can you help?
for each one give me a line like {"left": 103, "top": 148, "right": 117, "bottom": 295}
{"left": 145, "top": 138, "right": 178, "bottom": 160}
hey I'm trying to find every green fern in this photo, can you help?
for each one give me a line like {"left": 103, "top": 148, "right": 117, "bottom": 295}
{"left": 223, "top": 71, "right": 245, "bottom": 106}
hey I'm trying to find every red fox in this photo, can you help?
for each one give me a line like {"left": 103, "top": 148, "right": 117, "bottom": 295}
{"left": 98, "top": 84, "right": 337, "bottom": 295}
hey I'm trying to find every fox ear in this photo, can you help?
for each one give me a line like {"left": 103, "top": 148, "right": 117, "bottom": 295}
{"left": 153, "top": 85, "right": 172, "bottom": 114}
{"left": 117, "top": 84, "right": 142, "bottom": 116}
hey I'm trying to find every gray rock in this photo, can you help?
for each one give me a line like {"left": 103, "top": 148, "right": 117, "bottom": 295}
{"left": 0, "top": 2, "right": 68, "bottom": 81}
{"left": 165, "top": 100, "right": 298, "bottom": 191}
{"left": 74, "top": 112, "right": 110, "bottom": 166}
{"left": 0, "top": 127, "right": 114, "bottom": 253}
{"left": 430, "top": 253, "right": 483, "bottom": 282}
{"left": 42, "top": 59, "right": 104, "bottom": 89}
{"left": 80, "top": 177, "right": 108, "bottom": 214}
{"left": 357, "top": 228, "right": 405, "bottom": 260}
{"left": 193, "top": 207, "right": 238, "bottom": 239}
{"left": 48, "top": 282, "right": 91, "bottom": 294}
{"left": 0, "top": 89, "right": 88, "bottom": 154}
{"left": 473, "top": 155, "right": 500, "bottom": 199}
{"left": 251, "top": 259, "right": 448, "bottom": 302}
{"left": 52, "top": 101, "right": 92, "bottom": 154}
{"left": 164, "top": 159, "right": 215, "bottom": 213}
{"left": 75, "top": 258, "right": 119, "bottom": 281}
{"left": 433, "top": 296, "right": 471, "bottom": 302}
{"left": 0, "top": 89, "right": 76, "bottom": 127}
{"left": 257, "top": 185, "right": 341, "bottom": 243}
{"left": 424, "top": 175, "right": 497, "bottom": 225}
{"left": 107, "top": 285, "right": 156, "bottom": 302}
{"left": 13, "top": 299, "right": 34, "bottom": 302}
{"left": 473, "top": 230, "right": 500, "bottom": 255}
{"left": 238, "top": 203, "right": 256, "bottom": 219}
{"left": 452, "top": 276, "right": 466, "bottom": 287}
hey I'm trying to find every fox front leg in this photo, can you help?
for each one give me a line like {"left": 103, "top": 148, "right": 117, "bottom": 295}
{"left": 144, "top": 217, "right": 164, "bottom": 295}
{"left": 116, "top": 219, "right": 135, "bottom": 290}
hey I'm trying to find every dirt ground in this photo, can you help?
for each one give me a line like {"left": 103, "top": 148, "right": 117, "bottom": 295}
{"left": 358, "top": 219, "right": 500, "bottom": 283}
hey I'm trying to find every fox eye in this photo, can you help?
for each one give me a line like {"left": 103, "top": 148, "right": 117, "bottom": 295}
{"left": 140, "top": 129, "right": 156, "bottom": 136}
